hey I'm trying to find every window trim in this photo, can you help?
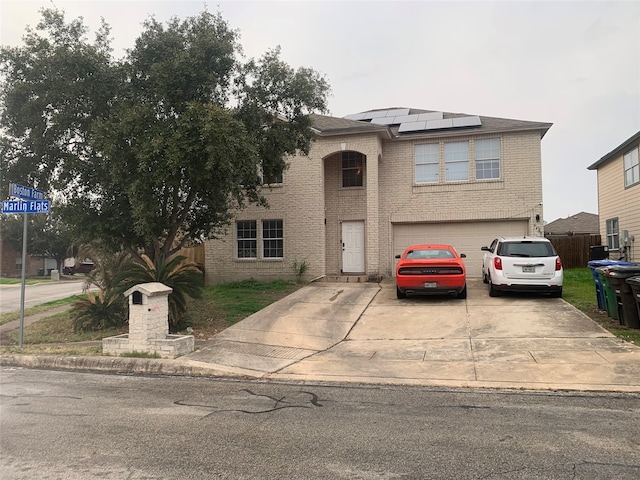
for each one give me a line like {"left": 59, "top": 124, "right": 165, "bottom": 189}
{"left": 606, "top": 217, "right": 619, "bottom": 251}
{"left": 415, "top": 143, "right": 439, "bottom": 184}
{"left": 236, "top": 220, "right": 257, "bottom": 259}
{"left": 262, "top": 219, "right": 284, "bottom": 259}
{"left": 341, "top": 151, "right": 364, "bottom": 188}
{"left": 475, "top": 138, "right": 501, "bottom": 181}
{"left": 623, "top": 146, "right": 639, "bottom": 188}
{"left": 444, "top": 141, "right": 469, "bottom": 182}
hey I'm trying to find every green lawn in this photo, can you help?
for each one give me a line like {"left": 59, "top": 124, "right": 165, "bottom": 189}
{"left": 0, "top": 277, "right": 53, "bottom": 285}
{"left": 0, "top": 279, "right": 302, "bottom": 350}
{"left": 563, "top": 267, "right": 640, "bottom": 346}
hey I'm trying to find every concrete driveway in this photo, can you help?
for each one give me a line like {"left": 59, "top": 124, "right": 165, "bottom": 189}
{"left": 182, "top": 279, "right": 640, "bottom": 392}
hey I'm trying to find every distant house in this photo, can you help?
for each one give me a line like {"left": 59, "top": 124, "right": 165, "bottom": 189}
{"left": 0, "top": 239, "right": 55, "bottom": 277}
{"left": 205, "top": 107, "right": 552, "bottom": 283}
{"left": 587, "top": 131, "right": 640, "bottom": 263}
{"left": 544, "top": 212, "right": 599, "bottom": 236}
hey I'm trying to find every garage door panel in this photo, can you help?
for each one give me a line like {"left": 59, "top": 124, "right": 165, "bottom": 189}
{"left": 392, "top": 221, "right": 528, "bottom": 278}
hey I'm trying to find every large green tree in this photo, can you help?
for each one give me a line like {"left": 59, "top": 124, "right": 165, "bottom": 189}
{"left": 1, "top": 8, "right": 330, "bottom": 262}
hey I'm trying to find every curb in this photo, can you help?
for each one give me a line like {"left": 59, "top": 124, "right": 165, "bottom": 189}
{"left": 0, "top": 354, "right": 251, "bottom": 378}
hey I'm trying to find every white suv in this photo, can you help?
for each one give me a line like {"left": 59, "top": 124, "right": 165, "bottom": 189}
{"left": 481, "top": 236, "right": 563, "bottom": 297}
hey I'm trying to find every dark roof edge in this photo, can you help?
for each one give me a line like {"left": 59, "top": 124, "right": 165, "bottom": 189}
{"left": 587, "top": 131, "right": 640, "bottom": 170}
{"left": 313, "top": 125, "right": 392, "bottom": 138}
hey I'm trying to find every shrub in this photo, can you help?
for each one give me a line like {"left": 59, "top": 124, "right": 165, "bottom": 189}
{"left": 71, "top": 290, "right": 127, "bottom": 332}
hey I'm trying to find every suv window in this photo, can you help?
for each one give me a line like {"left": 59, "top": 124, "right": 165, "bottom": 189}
{"left": 497, "top": 241, "right": 555, "bottom": 257}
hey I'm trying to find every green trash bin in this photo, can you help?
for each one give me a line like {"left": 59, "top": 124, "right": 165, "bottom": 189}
{"left": 596, "top": 267, "right": 618, "bottom": 321}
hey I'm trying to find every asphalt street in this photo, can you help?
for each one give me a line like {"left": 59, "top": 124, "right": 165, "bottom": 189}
{"left": 1, "top": 368, "right": 639, "bottom": 479}
{"left": 0, "top": 280, "right": 86, "bottom": 314}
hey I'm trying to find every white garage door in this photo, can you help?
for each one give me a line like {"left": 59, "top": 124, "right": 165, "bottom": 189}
{"left": 392, "top": 221, "right": 529, "bottom": 278}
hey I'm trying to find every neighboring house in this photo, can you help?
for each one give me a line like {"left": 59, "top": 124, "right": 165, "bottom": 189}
{"left": 587, "top": 131, "right": 640, "bottom": 263}
{"left": 205, "top": 107, "right": 552, "bottom": 283}
{"left": 0, "top": 239, "right": 55, "bottom": 277}
{"left": 544, "top": 212, "right": 599, "bottom": 236}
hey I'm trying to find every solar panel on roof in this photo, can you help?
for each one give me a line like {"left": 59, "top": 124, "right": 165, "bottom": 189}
{"left": 398, "top": 121, "right": 427, "bottom": 133}
{"left": 391, "top": 114, "right": 421, "bottom": 124}
{"left": 383, "top": 108, "right": 410, "bottom": 117}
{"left": 424, "top": 119, "right": 454, "bottom": 130}
{"left": 452, "top": 116, "right": 481, "bottom": 127}
{"left": 417, "top": 112, "right": 444, "bottom": 121}
{"left": 369, "top": 117, "right": 396, "bottom": 125}
{"left": 344, "top": 113, "right": 366, "bottom": 120}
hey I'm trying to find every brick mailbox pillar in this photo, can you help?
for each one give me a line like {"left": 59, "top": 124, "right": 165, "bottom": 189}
{"left": 124, "top": 282, "right": 172, "bottom": 349}
{"left": 102, "top": 281, "right": 194, "bottom": 359}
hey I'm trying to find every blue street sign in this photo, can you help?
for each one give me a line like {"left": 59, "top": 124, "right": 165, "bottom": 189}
{"left": 1, "top": 199, "right": 50, "bottom": 214}
{"left": 9, "top": 183, "right": 45, "bottom": 201}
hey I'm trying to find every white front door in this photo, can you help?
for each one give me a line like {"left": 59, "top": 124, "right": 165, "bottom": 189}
{"left": 342, "top": 221, "right": 365, "bottom": 273}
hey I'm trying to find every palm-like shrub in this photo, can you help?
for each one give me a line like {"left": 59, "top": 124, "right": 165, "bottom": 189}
{"left": 71, "top": 245, "right": 131, "bottom": 332}
{"left": 114, "top": 255, "right": 203, "bottom": 329}
{"left": 72, "top": 289, "right": 127, "bottom": 332}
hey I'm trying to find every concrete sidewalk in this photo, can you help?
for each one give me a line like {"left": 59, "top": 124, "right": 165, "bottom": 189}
{"left": 2, "top": 280, "right": 640, "bottom": 393}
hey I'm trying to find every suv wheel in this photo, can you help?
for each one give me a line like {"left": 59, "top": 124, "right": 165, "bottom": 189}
{"left": 551, "top": 288, "right": 562, "bottom": 298}
{"left": 488, "top": 278, "right": 501, "bottom": 297}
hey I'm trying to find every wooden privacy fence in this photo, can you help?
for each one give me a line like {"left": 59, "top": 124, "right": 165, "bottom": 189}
{"left": 547, "top": 234, "right": 602, "bottom": 269}
{"left": 174, "top": 243, "right": 205, "bottom": 267}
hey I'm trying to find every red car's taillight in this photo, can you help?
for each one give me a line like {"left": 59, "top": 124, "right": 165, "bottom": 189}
{"left": 555, "top": 257, "right": 562, "bottom": 271}
{"left": 494, "top": 257, "right": 502, "bottom": 270}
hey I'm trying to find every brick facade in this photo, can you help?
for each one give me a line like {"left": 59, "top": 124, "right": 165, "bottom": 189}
{"left": 205, "top": 109, "right": 550, "bottom": 284}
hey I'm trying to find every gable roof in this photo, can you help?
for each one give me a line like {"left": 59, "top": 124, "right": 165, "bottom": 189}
{"left": 587, "top": 131, "right": 640, "bottom": 170}
{"left": 544, "top": 212, "right": 599, "bottom": 236}
{"left": 311, "top": 107, "right": 552, "bottom": 139}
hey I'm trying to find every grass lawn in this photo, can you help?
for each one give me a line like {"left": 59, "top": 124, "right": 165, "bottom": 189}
{"left": 1, "top": 271, "right": 639, "bottom": 354}
{"left": 0, "top": 296, "right": 80, "bottom": 327}
{"left": 563, "top": 268, "right": 640, "bottom": 346}
{"left": 0, "top": 277, "right": 54, "bottom": 285}
{"left": 0, "top": 279, "right": 302, "bottom": 353}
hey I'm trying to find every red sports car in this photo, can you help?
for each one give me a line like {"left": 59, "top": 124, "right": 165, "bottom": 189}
{"left": 395, "top": 244, "right": 467, "bottom": 299}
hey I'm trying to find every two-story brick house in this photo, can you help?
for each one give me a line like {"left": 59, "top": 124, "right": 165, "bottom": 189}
{"left": 204, "top": 107, "right": 552, "bottom": 283}
{"left": 588, "top": 131, "right": 640, "bottom": 263}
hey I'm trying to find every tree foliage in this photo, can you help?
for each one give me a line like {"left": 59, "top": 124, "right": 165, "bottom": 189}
{"left": 1, "top": 8, "right": 330, "bottom": 262}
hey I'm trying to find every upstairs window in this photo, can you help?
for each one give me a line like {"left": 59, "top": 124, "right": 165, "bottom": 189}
{"left": 606, "top": 218, "right": 619, "bottom": 250}
{"left": 444, "top": 141, "right": 469, "bottom": 181}
{"left": 342, "top": 151, "right": 364, "bottom": 187}
{"left": 237, "top": 220, "right": 257, "bottom": 258}
{"left": 475, "top": 138, "right": 501, "bottom": 180}
{"left": 415, "top": 144, "right": 439, "bottom": 183}
{"left": 624, "top": 147, "right": 639, "bottom": 187}
{"left": 262, "top": 220, "right": 283, "bottom": 258}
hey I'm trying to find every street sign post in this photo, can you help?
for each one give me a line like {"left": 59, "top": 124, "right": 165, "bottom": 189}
{"left": 3, "top": 183, "right": 51, "bottom": 347}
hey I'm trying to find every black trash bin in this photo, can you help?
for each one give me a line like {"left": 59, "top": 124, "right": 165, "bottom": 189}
{"left": 605, "top": 265, "right": 640, "bottom": 327}
{"left": 587, "top": 260, "right": 635, "bottom": 310}
{"left": 625, "top": 276, "right": 640, "bottom": 329}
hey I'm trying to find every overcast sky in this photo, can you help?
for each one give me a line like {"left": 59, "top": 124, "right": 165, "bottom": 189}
{"left": 2, "top": 0, "right": 639, "bottom": 223}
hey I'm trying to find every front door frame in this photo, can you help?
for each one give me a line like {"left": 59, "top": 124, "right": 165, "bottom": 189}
{"left": 341, "top": 221, "right": 365, "bottom": 273}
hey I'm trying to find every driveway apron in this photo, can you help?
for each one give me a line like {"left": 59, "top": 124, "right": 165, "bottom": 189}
{"left": 182, "top": 279, "right": 640, "bottom": 392}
